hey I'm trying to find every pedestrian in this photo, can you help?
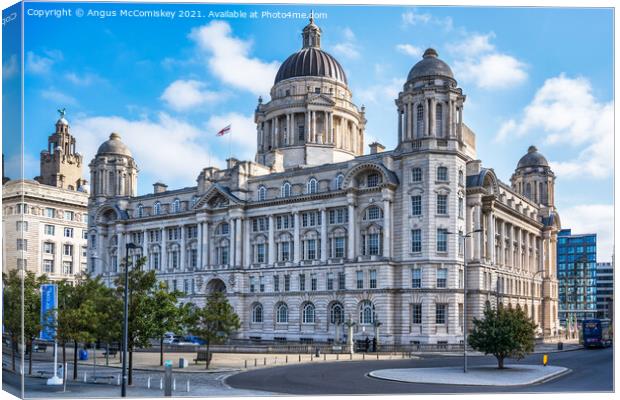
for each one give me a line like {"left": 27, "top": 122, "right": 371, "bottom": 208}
{"left": 364, "top": 337, "right": 370, "bottom": 352}
{"left": 372, "top": 337, "right": 377, "bottom": 352}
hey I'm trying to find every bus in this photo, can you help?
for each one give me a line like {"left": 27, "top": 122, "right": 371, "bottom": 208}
{"left": 582, "top": 318, "right": 612, "bottom": 348}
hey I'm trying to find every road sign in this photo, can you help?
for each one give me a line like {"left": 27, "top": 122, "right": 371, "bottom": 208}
{"left": 40, "top": 284, "right": 57, "bottom": 341}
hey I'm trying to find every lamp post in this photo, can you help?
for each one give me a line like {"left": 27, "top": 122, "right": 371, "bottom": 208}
{"left": 344, "top": 315, "right": 356, "bottom": 354}
{"left": 121, "top": 242, "right": 140, "bottom": 398}
{"left": 531, "top": 269, "right": 544, "bottom": 337}
{"left": 372, "top": 313, "right": 382, "bottom": 352}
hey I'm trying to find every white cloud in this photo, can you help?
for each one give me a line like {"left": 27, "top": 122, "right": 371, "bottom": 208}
{"left": 4, "top": 152, "right": 38, "bottom": 180}
{"left": 26, "top": 50, "right": 62, "bottom": 75}
{"left": 396, "top": 44, "right": 422, "bottom": 58}
{"left": 560, "top": 204, "right": 614, "bottom": 261}
{"left": 495, "top": 119, "right": 516, "bottom": 143}
{"left": 71, "top": 113, "right": 225, "bottom": 186}
{"left": 355, "top": 78, "right": 403, "bottom": 105}
{"left": 160, "top": 80, "right": 223, "bottom": 111}
{"left": 64, "top": 72, "right": 103, "bottom": 86}
{"left": 401, "top": 10, "right": 432, "bottom": 26}
{"left": 204, "top": 112, "right": 256, "bottom": 160}
{"left": 496, "top": 74, "right": 613, "bottom": 179}
{"left": 40, "top": 88, "right": 77, "bottom": 105}
{"left": 3, "top": 55, "right": 18, "bottom": 80}
{"left": 332, "top": 27, "right": 361, "bottom": 60}
{"left": 189, "top": 21, "right": 280, "bottom": 96}
{"left": 449, "top": 33, "right": 527, "bottom": 90}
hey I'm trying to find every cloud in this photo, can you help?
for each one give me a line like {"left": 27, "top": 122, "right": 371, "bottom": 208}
{"left": 26, "top": 50, "right": 62, "bottom": 75}
{"left": 401, "top": 9, "right": 452, "bottom": 31}
{"left": 449, "top": 33, "right": 527, "bottom": 89}
{"left": 189, "top": 21, "right": 280, "bottom": 96}
{"left": 3, "top": 152, "right": 39, "bottom": 181}
{"left": 64, "top": 72, "right": 104, "bottom": 86}
{"left": 496, "top": 74, "right": 613, "bottom": 179}
{"left": 160, "top": 80, "right": 223, "bottom": 111}
{"left": 71, "top": 113, "right": 226, "bottom": 186}
{"left": 3, "top": 55, "right": 18, "bottom": 80}
{"left": 560, "top": 204, "right": 614, "bottom": 261}
{"left": 396, "top": 44, "right": 422, "bottom": 57}
{"left": 332, "top": 27, "right": 361, "bottom": 59}
{"left": 204, "top": 112, "right": 256, "bottom": 160}
{"left": 40, "top": 88, "right": 77, "bottom": 105}
{"left": 355, "top": 78, "right": 403, "bottom": 105}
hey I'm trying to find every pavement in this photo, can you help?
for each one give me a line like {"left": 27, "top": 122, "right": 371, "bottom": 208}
{"left": 369, "top": 364, "right": 569, "bottom": 386}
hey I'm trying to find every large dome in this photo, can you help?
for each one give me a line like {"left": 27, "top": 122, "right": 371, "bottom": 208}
{"left": 97, "top": 133, "right": 132, "bottom": 157}
{"left": 407, "top": 48, "right": 454, "bottom": 82}
{"left": 517, "top": 145, "right": 549, "bottom": 169}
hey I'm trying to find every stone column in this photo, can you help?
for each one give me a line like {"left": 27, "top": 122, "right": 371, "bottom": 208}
{"left": 312, "top": 111, "right": 317, "bottom": 142}
{"left": 458, "top": 106, "right": 463, "bottom": 140}
{"left": 180, "top": 224, "right": 186, "bottom": 271}
{"left": 382, "top": 190, "right": 392, "bottom": 259}
{"left": 268, "top": 215, "right": 276, "bottom": 265}
{"left": 487, "top": 213, "right": 495, "bottom": 264}
{"left": 202, "top": 221, "right": 209, "bottom": 269}
{"left": 347, "top": 193, "right": 356, "bottom": 260}
{"left": 447, "top": 99, "right": 453, "bottom": 138}
{"left": 285, "top": 114, "right": 290, "bottom": 145}
{"left": 412, "top": 102, "right": 418, "bottom": 139}
{"left": 423, "top": 99, "right": 429, "bottom": 136}
{"left": 329, "top": 112, "right": 334, "bottom": 143}
{"left": 243, "top": 219, "right": 251, "bottom": 267}
{"left": 430, "top": 98, "right": 436, "bottom": 137}
{"left": 398, "top": 108, "right": 403, "bottom": 143}
{"left": 161, "top": 226, "right": 167, "bottom": 270}
{"left": 293, "top": 211, "right": 300, "bottom": 264}
{"left": 402, "top": 104, "right": 408, "bottom": 141}
{"left": 320, "top": 208, "right": 327, "bottom": 262}
{"left": 229, "top": 217, "right": 236, "bottom": 267}
{"left": 305, "top": 111, "right": 311, "bottom": 143}
{"left": 473, "top": 204, "right": 482, "bottom": 260}
{"left": 235, "top": 218, "right": 242, "bottom": 267}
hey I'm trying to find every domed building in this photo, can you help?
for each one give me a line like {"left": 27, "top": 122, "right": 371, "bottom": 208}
{"left": 88, "top": 19, "right": 560, "bottom": 346}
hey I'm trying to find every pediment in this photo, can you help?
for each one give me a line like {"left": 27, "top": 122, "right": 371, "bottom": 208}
{"left": 193, "top": 183, "right": 243, "bottom": 210}
{"left": 307, "top": 94, "right": 336, "bottom": 106}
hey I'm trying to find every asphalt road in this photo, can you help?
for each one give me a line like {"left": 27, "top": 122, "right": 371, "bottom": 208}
{"left": 225, "top": 348, "right": 614, "bottom": 395}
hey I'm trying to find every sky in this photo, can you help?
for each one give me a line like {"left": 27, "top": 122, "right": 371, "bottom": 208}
{"left": 2, "top": 2, "right": 614, "bottom": 260}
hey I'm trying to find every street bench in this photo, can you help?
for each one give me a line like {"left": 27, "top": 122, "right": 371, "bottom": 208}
{"left": 33, "top": 344, "right": 47, "bottom": 352}
{"left": 193, "top": 351, "right": 212, "bottom": 364}
{"left": 102, "top": 349, "right": 118, "bottom": 357}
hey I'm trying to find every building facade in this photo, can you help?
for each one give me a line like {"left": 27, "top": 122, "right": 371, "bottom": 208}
{"left": 556, "top": 229, "right": 597, "bottom": 327}
{"left": 2, "top": 114, "right": 89, "bottom": 282}
{"left": 88, "top": 19, "right": 561, "bottom": 344}
{"left": 596, "top": 261, "right": 613, "bottom": 319}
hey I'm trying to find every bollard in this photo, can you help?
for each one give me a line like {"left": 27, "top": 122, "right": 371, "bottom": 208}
{"left": 254, "top": 358, "right": 257, "bottom": 367}
{"left": 286, "top": 355, "right": 288, "bottom": 363}
{"left": 543, "top": 354, "right": 548, "bottom": 366}
{"left": 244, "top": 360, "right": 247, "bottom": 368}
{"left": 117, "top": 374, "right": 121, "bottom": 386}
{"left": 336, "top": 353, "right": 339, "bottom": 361}
{"left": 350, "top": 353, "right": 352, "bottom": 360}
{"left": 186, "top": 379, "right": 190, "bottom": 392}
{"left": 275, "top": 357, "right": 277, "bottom": 364}
{"left": 160, "top": 377, "right": 163, "bottom": 390}
{"left": 147, "top": 376, "right": 151, "bottom": 389}
{"left": 264, "top": 357, "right": 266, "bottom": 366}
{"left": 173, "top": 378, "right": 176, "bottom": 391}
{"left": 84, "top": 372, "right": 87, "bottom": 383}
{"left": 363, "top": 353, "right": 365, "bottom": 360}
{"left": 324, "top": 353, "right": 326, "bottom": 361}
{"left": 299, "top": 354, "right": 301, "bottom": 362}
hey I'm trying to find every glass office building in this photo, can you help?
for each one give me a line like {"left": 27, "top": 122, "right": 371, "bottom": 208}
{"left": 557, "top": 229, "right": 597, "bottom": 326}
{"left": 596, "top": 262, "right": 613, "bottom": 319}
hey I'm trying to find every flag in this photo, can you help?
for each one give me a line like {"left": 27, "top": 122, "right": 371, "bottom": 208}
{"left": 216, "top": 124, "right": 231, "bottom": 136}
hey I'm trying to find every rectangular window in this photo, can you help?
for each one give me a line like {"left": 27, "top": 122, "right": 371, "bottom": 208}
{"left": 458, "top": 198, "right": 464, "bottom": 218}
{"left": 259, "top": 276, "right": 265, "bottom": 292}
{"left": 64, "top": 211, "right": 74, "bottom": 220}
{"left": 368, "top": 233, "right": 380, "bottom": 255}
{"left": 190, "top": 249, "right": 198, "bottom": 268}
{"left": 298, "top": 125, "right": 305, "bottom": 141}
{"left": 307, "top": 239, "right": 317, "bottom": 260}
{"left": 256, "top": 243, "right": 266, "bottom": 263}
{"left": 411, "top": 229, "right": 422, "bottom": 253}
{"left": 284, "top": 274, "right": 290, "bottom": 291}
{"left": 334, "top": 237, "right": 345, "bottom": 258}
{"left": 17, "top": 258, "right": 26, "bottom": 269}
{"left": 249, "top": 276, "right": 256, "bottom": 293}
{"left": 45, "top": 208, "right": 55, "bottom": 218}
{"left": 412, "top": 268, "right": 421, "bottom": 288}
{"left": 82, "top": 230, "right": 88, "bottom": 240}
{"left": 327, "top": 272, "right": 334, "bottom": 290}
{"left": 64, "top": 227, "right": 74, "bottom": 238}
{"left": 437, "top": 194, "right": 448, "bottom": 215}
{"left": 280, "top": 242, "right": 290, "bottom": 262}
{"left": 82, "top": 246, "right": 87, "bottom": 258}
{"left": 412, "top": 304, "right": 422, "bottom": 324}
{"left": 184, "top": 279, "right": 189, "bottom": 293}
{"left": 338, "top": 272, "right": 346, "bottom": 290}
{"left": 411, "top": 195, "right": 422, "bottom": 216}
{"left": 437, "top": 229, "right": 448, "bottom": 252}
{"left": 16, "top": 221, "right": 28, "bottom": 231}
{"left": 299, "top": 274, "right": 306, "bottom": 291}
{"left": 62, "top": 261, "right": 73, "bottom": 275}
{"left": 45, "top": 224, "right": 55, "bottom": 235}
{"left": 436, "top": 303, "right": 447, "bottom": 324}
{"left": 459, "top": 269, "right": 463, "bottom": 288}
{"left": 356, "top": 271, "right": 364, "bottom": 289}
{"left": 221, "top": 247, "right": 229, "bottom": 265}
{"left": 311, "top": 274, "right": 317, "bottom": 291}
{"left": 172, "top": 280, "right": 177, "bottom": 292}
{"left": 43, "top": 259, "right": 54, "bottom": 273}
{"left": 369, "top": 270, "right": 377, "bottom": 289}
{"left": 437, "top": 268, "right": 447, "bottom": 288}
{"left": 274, "top": 275, "right": 280, "bottom": 292}
{"left": 17, "top": 239, "right": 27, "bottom": 251}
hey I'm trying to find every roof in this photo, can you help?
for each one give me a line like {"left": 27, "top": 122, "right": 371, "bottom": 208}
{"left": 97, "top": 133, "right": 132, "bottom": 157}
{"left": 274, "top": 47, "right": 348, "bottom": 85}
{"left": 517, "top": 145, "right": 549, "bottom": 169}
{"left": 407, "top": 48, "right": 454, "bottom": 82}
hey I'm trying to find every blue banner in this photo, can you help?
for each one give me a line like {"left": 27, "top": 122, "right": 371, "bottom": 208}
{"left": 40, "top": 284, "right": 57, "bottom": 341}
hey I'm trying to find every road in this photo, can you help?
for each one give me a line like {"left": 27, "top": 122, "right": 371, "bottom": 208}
{"left": 226, "top": 348, "right": 614, "bottom": 395}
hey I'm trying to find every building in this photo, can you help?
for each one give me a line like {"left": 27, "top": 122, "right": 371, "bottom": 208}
{"left": 2, "top": 113, "right": 89, "bottom": 282}
{"left": 556, "top": 229, "right": 597, "bottom": 328}
{"left": 88, "top": 19, "right": 561, "bottom": 344}
{"left": 596, "top": 261, "right": 613, "bottom": 319}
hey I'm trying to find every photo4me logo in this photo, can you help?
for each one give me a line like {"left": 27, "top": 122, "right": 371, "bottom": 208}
{"left": 2, "top": 11, "right": 17, "bottom": 26}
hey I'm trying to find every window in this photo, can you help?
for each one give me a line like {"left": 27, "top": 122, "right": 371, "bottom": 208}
{"left": 416, "top": 104, "right": 424, "bottom": 135}
{"left": 334, "top": 237, "right": 345, "bottom": 258}
{"left": 411, "top": 195, "right": 422, "bottom": 216}
{"left": 64, "top": 211, "right": 74, "bottom": 220}
{"left": 44, "top": 242, "right": 55, "bottom": 254}
{"left": 153, "top": 202, "right": 161, "bottom": 215}
{"left": 45, "top": 207, "right": 55, "bottom": 218}
{"left": 365, "top": 206, "right": 382, "bottom": 221}
{"left": 249, "top": 276, "right": 256, "bottom": 293}
{"left": 305, "top": 239, "right": 317, "bottom": 260}
{"left": 64, "top": 227, "right": 74, "bottom": 238}
{"left": 329, "top": 208, "right": 348, "bottom": 224}
{"left": 259, "top": 276, "right": 265, "bottom": 292}
{"left": 62, "top": 261, "right": 73, "bottom": 275}
{"left": 172, "top": 199, "right": 181, "bottom": 213}
{"left": 17, "top": 258, "right": 26, "bottom": 269}
{"left": 299, "top": 274, "right": 306, "bottom": 291}
{"left": 458, "top": 197, "right": 464, "bottom": 218}
{"left": 367, "top": 233, "right": 380, "bottom": 255}
{"left": 458, "top": 231, "right": 464, "bottom": 255}
{"left": 82, "top": 230, "right": 88, "bottom": 240}
{"left": 311, "top": 274, "right": 317, "bottom": 291}
{"left": 369, "top": 270, "right": 377, "bottom": 289}
{"left": 252, "top": 304, "right": 263, "bottom": 323}
{"left": 252, "top": 217, "right": 268, "bottom": 232}
{"left": 274, "top": 275, "right": 280, "bottom": 292}
{"left": 437, "top": 194, "right": 448, "bottom": 215}
{"left": 436, "top": 303, "right": 447, "bottom": 324}
{"left": 458, "top": 170, "right": 464, "bottom": 186}
{"left": 279, "top": 241, "right": 290, "bottom": 262}
{"left": 435, "top": 103, "right": 443, "bottom": 136}
{"left": 302, "top": 303, "right": 315, "bottom": 324}
{"left": 276, "top": 303, "right": 288, "bottom": 323}
{"left": 326, "top": 272, "right": 334, "bottom": 290}
{"left": 16, "top": 221, "right": 28, "bottom": 231}
{"left": 43, "top": 259, "right": 54, "bottom": 274}
{"left": 411, "top": 229, "right": 422, "bottom": 253}
{"left": 136, "top": 205, "right": 144, "bottom": 218}
{"left": 330, "top": 303, "right": 344, "bottom": 324}
{"left": 307, "top": 178, "right": 318, "bottom": 194}
{"left": 219, "top": 246, "right": 229, "bottom": 265}
{"left": 44, "top": 224, "right": 55, "bottom": 235}
{"left": 437, "top": 268, "right": 447, "bottom": 288}
{"left": 338, "top": 272, "right": 346, "bottom": 290}
{"left": 437, "top": 166, "right": 448, "bottom": 181}
{"left": 356, "top": 271, "right": 364, "bottom": 289}
{"left": 256, "top": 243, "right": 266, "bottom": 263}
{"left": 412, "top": 268, "right": 421, "bottom": 288}
{"left": 63, "top": 244, "right": 73, "bottom": 256}
{"left": 411, "top": 167, "right": 422, "bottom": 182}
{"left": 281, "top": 182, "right": 291, "bottom": 197}
{"left": 335, "top": 174, "right": 344, "bottom": 190}
{"left": 412, "top": 304, "right": 422, "bottom": 324}
{"left": 367, "top": 173, "right": 380, "bottom": 187}
{"left": 257, "top": 186, "right": 267, "bottom": 201}
{"left": 359, "top": 300, "right": 375, "bottom": 324}
{"left": 17, "top": 239, "right": 27, "bottom": 251}
{"left": 284, "top": 274, "right": 290, "bottom": 291}
{"left": 437, "top": 229, "right": 448, "bottom": 252}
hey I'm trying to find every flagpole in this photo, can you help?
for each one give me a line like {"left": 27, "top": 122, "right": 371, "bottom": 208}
{"left": 228, "top": 127, "right": 232, "bottom": 160}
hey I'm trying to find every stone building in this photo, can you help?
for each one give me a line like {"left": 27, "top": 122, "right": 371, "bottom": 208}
{"left": 88, "top": 19, "right": 561, "bottom": 344}
{"left": 2, "top": 113, "right": 89, "bottom": 282}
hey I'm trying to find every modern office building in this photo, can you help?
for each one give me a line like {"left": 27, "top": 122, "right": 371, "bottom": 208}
{"left": 596, "top": 261, "right": 613, "bottom": 319}
{"left": 557, "top": 229, "right": 597, "bottom": 328}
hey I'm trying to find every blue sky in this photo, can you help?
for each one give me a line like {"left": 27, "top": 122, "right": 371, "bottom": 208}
{"left": 3, "top": 2, "right": 613, "bottom": 259}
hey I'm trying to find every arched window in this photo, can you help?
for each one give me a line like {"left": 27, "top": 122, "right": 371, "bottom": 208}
{"left": 330, "top": 303, "right": 344, "bottom": 324}
{"left": 435, "top": 103, "right": 443, "bottom": 137}
{"left": 437, "top": 166, "right": 448, "bottom": 181}
{"left": 412, "top": 167, "right": 422, "bottom": 183}
{"left": 364, "top": 206, "right": 383, "bottom": 221}
{"left": 416, "top": 104, "right": 424, "bottom": 137}
{"left": 172, "top": 199, "right": 181, "bottom": 213}
{"left": 281, "top": 182, "right": 291, "bottom": 198}
{"left": 359, "top": 300, "right": 375, "bottom": 324}
{"left": 302, "top": 303, "right": 315, "bottom": 324}
{"left": 276, "top": 303, "right": 288, "bottom": 323}
{"left": 335, "top": 174, "right": 344, "bottom": 190}
{"left": 137, "top": 204, "right": 144, "bottom": 218}
{"left": 257, "top": 186, "right": 267, "bottom": 201}
{"left": 307, "top": 178, "right": 318, "bottom": 194}
{"left": 458, "top": 170, "right": 464, "bottom": 186}
{"left": 153, "top": 202, "right": 161, "bottom": 215}
{"left": 252, "top": 304, "right": 263, "bottom": 323}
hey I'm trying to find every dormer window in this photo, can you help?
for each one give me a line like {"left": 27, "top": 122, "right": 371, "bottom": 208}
{"left": 281, "top": 182, "right": 291, "bottom": 197}
{"left": 172, "top": 199, "right": 181, "bottom": 213}
{"left": 153, "top": 202, "right": 161, "bottom": 215}
{"left": 137, "top": 204, "right": 144, "bottom": 218}
{"left": 258, "top": 186, "right": 267, "bottom": 201}
{"left": 307, "top": 178, "right": 318, "bottom": 194}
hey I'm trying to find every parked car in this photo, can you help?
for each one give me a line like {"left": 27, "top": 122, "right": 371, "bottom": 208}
{"left": 171, "top": 336, "right": 194, "bottom": 346}
{"left": 184, "top": 335, "right": 206, "bottom": 345}
{"left": 162, "top": 332, "right": 176, "bottom": 344}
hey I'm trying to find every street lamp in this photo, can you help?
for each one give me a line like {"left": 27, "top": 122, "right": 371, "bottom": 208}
{"left": 448, "top": 228, "right": 482, "bottom": 373}
{"left": 121, "top": 242, "right": 140, "bottom": 398}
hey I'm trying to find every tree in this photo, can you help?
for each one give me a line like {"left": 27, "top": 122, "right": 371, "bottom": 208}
{"left": 469, "top": 303, "right": 537, "bottom": 369}
{"left": 150, "top": 281, "right": 188, "bottom": 366}
{"left": 188, "top": 291, "right": 240, "bottom": 369}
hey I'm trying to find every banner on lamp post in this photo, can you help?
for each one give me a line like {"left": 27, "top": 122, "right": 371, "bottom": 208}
{"left": 40, "top": 284, "right": 58, "bottom": 341}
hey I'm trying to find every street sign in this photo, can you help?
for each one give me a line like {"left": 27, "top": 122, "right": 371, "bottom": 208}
{"left": 164, "top": 360, "right": 173, "bottom": 367}
{"left": 40, "top": 284, "right": 57, "bottom": 341}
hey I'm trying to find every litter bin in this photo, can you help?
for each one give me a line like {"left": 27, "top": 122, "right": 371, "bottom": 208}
{"left": 79, "top": 349, "right": 88, "bottom": 361}
{"left": 557, "top": 342, "right": 563, "bottom": 350}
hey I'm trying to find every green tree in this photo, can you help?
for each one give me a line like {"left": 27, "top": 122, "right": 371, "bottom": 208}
{"left": 151, "top": 281, "right": 188, "bottom": 366}
{"left": 469, "top": 303, "right": 537, "bottom": 369}
{"left": 188, "top": 291, "right": 240, "bottom": 369}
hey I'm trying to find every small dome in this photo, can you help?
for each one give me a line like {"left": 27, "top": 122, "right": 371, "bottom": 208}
{"left": 407, "top": 48, "right": 454, "bottom": 82}
{"left": 56, "top": 117, "right": 69, "bottom": 126}
{"left": 517, "top": 145, "right": 549, "bottom": 169}
{"left": 97, "top": 133, "right": 132, "bottom": 157}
